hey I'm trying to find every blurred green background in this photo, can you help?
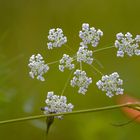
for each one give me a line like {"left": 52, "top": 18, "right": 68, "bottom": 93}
{"left": 0, "top": 0, "right": 140, "bottom": 140}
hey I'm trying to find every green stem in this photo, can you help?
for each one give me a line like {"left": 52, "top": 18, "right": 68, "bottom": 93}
{"left": 0, "top": 102, "right": 139, "bottom": 125}
{"left": 61, "top": 69, "right": 75, "bottom": 95}
{"left": 111, "top": 114, "right": 140, "bottom": 127}
{"left": 47, "top": 60, "right": 59, "bottom": 65}
{"left": 64, "top": 44, "right": 75, "bottom": 53}
{"left": 94, "top": 58, "right": 104, "bottom": 69}
{"left": 80, "top": 61, "right": 82, "bottom": 71}
{"left": 90, "top": 64, "right": 104, "bottom": 76}
{"left": 93, "top": 46, "right": 115, "bottom": 53}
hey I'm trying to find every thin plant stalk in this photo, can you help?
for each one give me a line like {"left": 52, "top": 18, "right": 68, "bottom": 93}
{"left": 80, "top": 61, "right": 82, "bottom": 71}
{"left": 90, "top": 64, "right": 104, "bottom": 76}
{"left": 93, "top": 46, "right": 115, "bottom": 53}
{"left": 0, "top": 102, "right": 139, "bottom": 125}
{"left": 61, "top": 69, "right": 75, "bottom": 95}
{"left": 47, "top": 60, "right": 59, "bottom": 65}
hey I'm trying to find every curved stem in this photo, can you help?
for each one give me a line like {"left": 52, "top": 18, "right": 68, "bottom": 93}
{"left": 0, "top": 102, "right": 139, "bottom": 125}
{"left": 93, "top": 46, "right": 115, "bottom": 53}
{"left": 111, "top": 114, "right": 140, "bottom": 127}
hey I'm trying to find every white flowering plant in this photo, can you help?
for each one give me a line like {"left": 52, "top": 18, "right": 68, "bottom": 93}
{"left": 27, "top": 23, "right": 140, "bottom": 132}
{"left": 1, "top": 23, "right": 140, "bottom": 134}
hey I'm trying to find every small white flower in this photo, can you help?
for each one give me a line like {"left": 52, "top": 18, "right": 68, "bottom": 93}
{"left": 135, "top": 35, "right": 140, "bottom": 42}
{"left": 43, "top": 91, "right": 74, "bottom": 119}
{"left": 96, "top": 72, "right": 124, "bottom": 98}
{"left": 115, "top": 32, "right": 140, "bottom": 57}
{"left": 80, "top": 42, "right": 88, "bottom": 48}
{"left": 47, "top": 28, "right": 67, "bottom": 49}
{"left": 70, "top": 69, "right": 92, "bottom": 95}
{"left": 59, "top": 54, "right": 75, "bottom": 72}
{"left": 77, "top": 46, "right": 93, "bottom": 64}
{"left": 116, "top": 32, "right": 124, "bottom": 40}
{"left": 79, "top": 23, "right": 103, "bottom": 47}
{"left": 28, "top": 54, "right": 49, "bottom": 81}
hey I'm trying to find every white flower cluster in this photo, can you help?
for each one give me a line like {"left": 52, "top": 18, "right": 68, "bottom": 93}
{"left": 79, "top": 23, "right": 103, "bottom": 47}
{"left": 77, "top": 46, "right": 93, "bottom": 64}
{"left": 47, "top": 28, "right": 67, "bottom": 49}
{"left": 96, "top": 72, "right": 124, "bottom": 98}
{"left": 59, "top": 54, "right": 75, "bottom": 72}
{"left": 115, "top": 32, "right": 140, "bottom": 57}
{"left": 43, "top": 91, "right": 74, "bottom": 119}
{"left": 70, "top": 70, "right": 92, "bottom": 94}
{"left": 28, "top": 54, "right": 49, "bottom": 81}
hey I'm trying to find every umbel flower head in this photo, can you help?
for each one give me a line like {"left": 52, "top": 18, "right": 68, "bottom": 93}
{"left": 47, "top": 28, "right": 67, "bottom": 49}
{"left": 59, "top": 54, "right": 75, "bottom": 72}
{"left": 77, "top": 46, "right": 93, "bottom": 64}
{"left": 115, "top": 32, "right": 140, "bottom": 57}
{"left": 43, "top": 91, "right": 74, "bottom": 119}
{"left": 96, "top": 72, "right": 124, "bottom": 98}
{"left": 28, "top": 54, "right": 49, "bottom": 81}
{"left": 79, "top": 23, "right": 103, "bottom": 47}
{"left": 70, "top": 69, "right": 92, "bottom": 95}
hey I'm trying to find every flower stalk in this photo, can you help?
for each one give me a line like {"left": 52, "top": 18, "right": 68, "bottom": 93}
{"left": 0, "top": 102, "right": 139, "bottom": 125}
